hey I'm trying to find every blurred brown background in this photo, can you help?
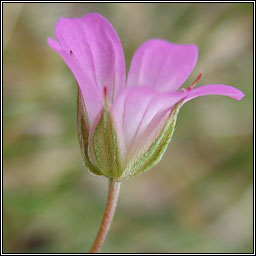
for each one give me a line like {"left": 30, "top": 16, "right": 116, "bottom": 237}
{"left": 3, "top": 3, "right": 253, "bottom": 253}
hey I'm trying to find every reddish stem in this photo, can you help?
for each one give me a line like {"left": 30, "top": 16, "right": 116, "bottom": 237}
{"left": 89, "top": 180, "right": 121, "bottom": 253}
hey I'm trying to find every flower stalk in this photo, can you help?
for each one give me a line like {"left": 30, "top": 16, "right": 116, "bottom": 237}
{"left": 89, "top": 180, "right": 121, "bottom": 253}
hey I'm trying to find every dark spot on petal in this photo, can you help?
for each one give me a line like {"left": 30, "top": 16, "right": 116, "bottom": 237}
{"left": 104, "top": 86, "right": 107, "bottom": 97}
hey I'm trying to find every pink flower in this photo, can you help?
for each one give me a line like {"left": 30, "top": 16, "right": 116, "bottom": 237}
{"left": 48, "top": 13, "right": 244, "bottom": 181}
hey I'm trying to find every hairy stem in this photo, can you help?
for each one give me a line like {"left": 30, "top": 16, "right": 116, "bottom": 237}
{"left": 89, "top": 179, "right": 121, "bottom": 253}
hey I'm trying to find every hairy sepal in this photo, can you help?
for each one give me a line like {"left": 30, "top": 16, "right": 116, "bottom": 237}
{"left": 118, "top": 103, "right": 181, "bottom": 181}
{"left": 77, "top": 87, "right": 102, "bottom": 176}
{"left": 90, "top": 99, "right": 122, "bottom": 179}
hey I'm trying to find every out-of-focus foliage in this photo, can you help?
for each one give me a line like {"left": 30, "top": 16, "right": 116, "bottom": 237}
{"left": 3, "top": 3, "right": 253, "bottom": 253}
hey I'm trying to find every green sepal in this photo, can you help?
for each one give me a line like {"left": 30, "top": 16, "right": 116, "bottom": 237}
{"left": 77, "top": 87, "right": 102, "bottom": 176}
{"left": 91, "top": 97, "right": 122, "bottom": 179}
{"left": 118, "top": 102, "right": 182, "bottom": 181}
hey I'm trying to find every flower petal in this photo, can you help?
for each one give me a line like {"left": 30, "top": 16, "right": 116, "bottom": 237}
{"left": 112, "top": 87, "right": 181, "bottom": 165}
{"left": 180, "top": 84, "right": 245, "bottom": 103}
{"left": 112, "top": 84, "right": 244, "bottom": 167}
{"left": 126, "top": 39, "right": 198, "bottom": 92}
{"left": 48, "top": 13, "right": 126, "bottom": 123}
{"left": 48, "top": 37, "right": 103, "bottom": 124}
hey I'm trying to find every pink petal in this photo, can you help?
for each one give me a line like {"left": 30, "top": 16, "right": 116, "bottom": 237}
{"left": 112, "top": 84, "right": 244, "bottom": 166}
{"left": 180, "top": 84, "right": 245, "bottom": 103}
{"left": 48, "top": 37, "right": 103, "bottom": 124}
{"left": 112, "top": 87, "right": 182, "bottom": 164}
{"left": 48, "top": 13, "right": 126, "bottom": 123}
{"left": 126, "top": 39, "right": 198, "bottom": 92}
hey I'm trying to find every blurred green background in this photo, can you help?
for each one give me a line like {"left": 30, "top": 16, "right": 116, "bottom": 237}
{"left": 3, "top": 3, "right": 253, "bottom": 253}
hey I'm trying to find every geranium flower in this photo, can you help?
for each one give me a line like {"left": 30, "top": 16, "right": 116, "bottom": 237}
{"left": 48, "top": 13, "right": 243, "bottom": 181}
{"left": 48, "top": 13, "right": 244, "bottom": 253}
